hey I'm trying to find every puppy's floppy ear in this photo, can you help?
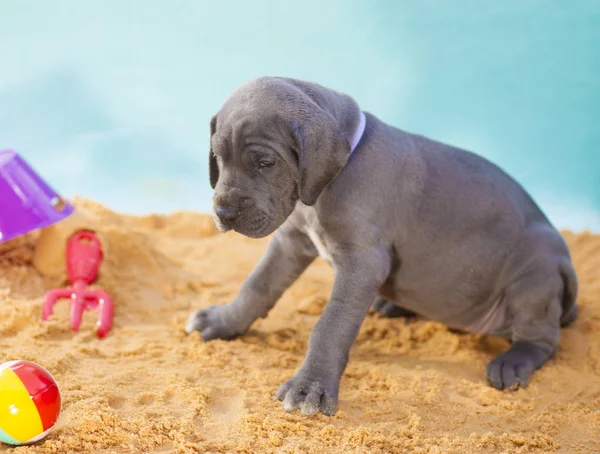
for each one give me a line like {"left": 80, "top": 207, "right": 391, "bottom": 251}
{"left": 291, "top": 111, "right": 351, "bottom": 206}
{"left": 209, "top": 114, "right": 219, "bottom": 189}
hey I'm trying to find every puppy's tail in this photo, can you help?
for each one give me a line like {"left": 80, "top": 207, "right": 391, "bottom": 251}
{"left": 559, "top": 260, "right": 579, "bottom": 327}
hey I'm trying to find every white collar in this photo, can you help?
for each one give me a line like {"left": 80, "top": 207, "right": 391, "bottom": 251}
{"left": 349, "top": 111, "right": 366, "bottom": 154}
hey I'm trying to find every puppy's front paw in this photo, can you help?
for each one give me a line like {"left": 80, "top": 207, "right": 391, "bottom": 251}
{"left": 185, "top": 304, "right": 247, "bottom": 341}
{"left": 274, "top": 373, "right": 339, "bottom": 416}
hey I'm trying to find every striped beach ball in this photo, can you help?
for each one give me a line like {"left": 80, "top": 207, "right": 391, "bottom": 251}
{"left": 0, "top": 360, "right": 61, "bottom": 445}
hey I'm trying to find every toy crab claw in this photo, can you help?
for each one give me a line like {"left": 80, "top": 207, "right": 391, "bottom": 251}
{"left": 42, "top": 230, "right": 114, "bottom": 339}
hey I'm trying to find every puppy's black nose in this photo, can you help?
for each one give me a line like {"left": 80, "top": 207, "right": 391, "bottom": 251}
{"left": 215, "top": 205, "right": 240, "bottom": 223}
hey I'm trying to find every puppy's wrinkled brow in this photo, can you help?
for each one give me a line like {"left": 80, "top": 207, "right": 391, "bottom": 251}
{"left": 233, "top": 119, "right": 252, "bottom": 154}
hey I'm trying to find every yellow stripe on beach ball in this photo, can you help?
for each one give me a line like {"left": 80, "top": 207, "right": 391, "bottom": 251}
{"left": 0, "top": 367, "right": 44, "bottom": 443}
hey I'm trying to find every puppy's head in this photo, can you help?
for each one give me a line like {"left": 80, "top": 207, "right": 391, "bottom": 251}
{"left": 208, "top": 77, "right": 362, "bottom": 238}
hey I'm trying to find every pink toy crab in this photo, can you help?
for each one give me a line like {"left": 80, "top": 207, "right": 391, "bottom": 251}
{"left": 42, "top": 230, "right": 114, "bottom": 338}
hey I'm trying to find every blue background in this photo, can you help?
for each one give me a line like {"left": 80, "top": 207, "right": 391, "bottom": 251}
{"left": 1, "top": 1, "right": 598, "bottom": 231}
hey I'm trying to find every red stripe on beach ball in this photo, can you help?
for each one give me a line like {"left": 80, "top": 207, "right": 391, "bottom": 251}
{"left": 9, "top": 361, "right": 61, "bottom": 431}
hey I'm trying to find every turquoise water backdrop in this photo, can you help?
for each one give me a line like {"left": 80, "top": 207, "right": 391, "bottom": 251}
{"left": 1, "top": 1, "right": 598, "bottom": 231}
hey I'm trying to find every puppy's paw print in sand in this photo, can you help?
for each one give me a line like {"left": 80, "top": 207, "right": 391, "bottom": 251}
{"left": 207, "top": 388, "right": 245, "bottom": 428}
{"left": 136, "top": 393, "right": 157, "bottom": 406}
{"left": 107, "top": 396, "right": 125, "bottom": 410}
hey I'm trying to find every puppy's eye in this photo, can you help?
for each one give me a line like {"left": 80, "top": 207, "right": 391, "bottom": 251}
{"left": 258, "top": 160, "right": 275, "bottom": 169}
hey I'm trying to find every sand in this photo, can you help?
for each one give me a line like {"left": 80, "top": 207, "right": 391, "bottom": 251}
{"left": 0, "top": 198, "right": 598, "bottom": 453}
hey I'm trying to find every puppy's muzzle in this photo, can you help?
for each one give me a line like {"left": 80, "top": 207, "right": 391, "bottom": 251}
{"left": 214, "top": 196, "right": 255, "bottom": 225}
{"left": 215, "top": 205, "right": 241, "bottom": 223}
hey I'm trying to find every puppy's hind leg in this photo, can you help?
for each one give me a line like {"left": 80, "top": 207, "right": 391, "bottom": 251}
{"left": 486, "top": 270, "right": 563, "bottom": 390}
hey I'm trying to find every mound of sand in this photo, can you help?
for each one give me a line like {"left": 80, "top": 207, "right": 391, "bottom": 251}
{"left": 0, "top": 199, "right": 598, "bottom": 453}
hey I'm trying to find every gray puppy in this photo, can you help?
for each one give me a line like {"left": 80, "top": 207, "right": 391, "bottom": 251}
{"left": 186, "top": 76, "right": 578, "bottom": 416}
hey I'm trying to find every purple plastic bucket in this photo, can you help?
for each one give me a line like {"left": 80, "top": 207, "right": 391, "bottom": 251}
{"left": 0, "top": 149, "right": 74, "bottom": 243}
